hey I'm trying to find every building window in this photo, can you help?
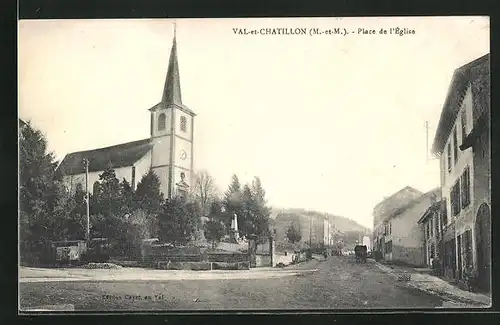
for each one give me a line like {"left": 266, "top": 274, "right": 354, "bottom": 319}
{"left": 158, "top": 113, "right": 166, "bottom": 131}
{"left": 460, "top": 166, "right": 471, "bottom": 209}
{"left": 461, "top": 109, "right": 467, "bottom": 143}
{"left": 180, "top": 116, "right": 187, "bottom": 132}
{"left": 453, "top": 127, "right": 458, "bottom": 165}
{"left": 450, "top": 181, "right": 461, "bottom": 217}
{"left": 447, "top": 143, "right": 452, "bottom": 173}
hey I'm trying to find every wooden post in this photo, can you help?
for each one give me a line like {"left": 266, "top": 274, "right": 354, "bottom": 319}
{"left": 269, "top": 236, "right": 276, "bottom": 267}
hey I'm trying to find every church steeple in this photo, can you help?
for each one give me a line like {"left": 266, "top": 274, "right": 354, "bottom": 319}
{"left": 162, "top": 23, "right": 182, "bottom": 106}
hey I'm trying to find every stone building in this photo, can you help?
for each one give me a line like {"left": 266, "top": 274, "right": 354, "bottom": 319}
{"left": 373, "top": 187, "right": 439, "bottom": 266}
{"left": 431, "top": 53, "right": 490, "bottom": 292}
{"left": 372, "top": 186, "right": 423, "bottom": 256}
{"left": 57, "top": 31, "right": 196, "bottom": 200}
{"left": 417, "top": 197, "right": 445, "bottom": 267}
{"left": 274, "top": 211, "right": 338, "bottom": 248}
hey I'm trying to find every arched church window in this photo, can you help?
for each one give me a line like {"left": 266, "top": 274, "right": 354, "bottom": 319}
{"left": 180, "top": 116, "right": 187, "bottom": 132}
{"left": 158, "top": 113, "right": 166, "bottom": 131}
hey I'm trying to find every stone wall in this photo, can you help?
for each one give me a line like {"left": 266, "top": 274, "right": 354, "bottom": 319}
{"left": 207, "top": 252, "right": 248, "bottom": 263}
{"left": 216, "top": 242, "right": 246, "bottom": 252}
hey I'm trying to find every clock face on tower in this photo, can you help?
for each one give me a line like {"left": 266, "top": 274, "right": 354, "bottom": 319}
{"left": 180, "top": 149, "right": 187, "bottom": 160}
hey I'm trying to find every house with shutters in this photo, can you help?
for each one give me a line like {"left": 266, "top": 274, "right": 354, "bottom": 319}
{"left": 373, "top": 186, "right": 439, "bottom": 267}
{"left": 417, "top": 196, "right": 445, "bottom": 267}
{"left": 431, "top": 53, "right": 490, "bottom": 293}
{"left": 57, "top": 30, "right": 196, "bottom": 200}
{"left": 372, "top": 186, "right": 423, "bottom": 258}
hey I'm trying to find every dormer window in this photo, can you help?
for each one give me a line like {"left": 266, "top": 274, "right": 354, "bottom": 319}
{"left": 158, "top": 113, "right": 166, "bottom": 131}
{"left": 180, "top": 116, "right": 187, "bottom": 132}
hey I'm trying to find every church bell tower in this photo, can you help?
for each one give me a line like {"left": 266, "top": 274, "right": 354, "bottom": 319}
{"left": 149, "top": 23, "right": 196, "bottom": 199}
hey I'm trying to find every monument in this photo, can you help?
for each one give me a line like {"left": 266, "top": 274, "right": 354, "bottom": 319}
{"left": 230, "top": 213, "right": 240, "bottom": 243}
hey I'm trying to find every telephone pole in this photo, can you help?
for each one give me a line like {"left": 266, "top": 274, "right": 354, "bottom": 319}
{"left": 83, "top": 158, "right": 90, "bottom": 242}
{"left": 309, "top": 215, "right": 312, "bottom": 248}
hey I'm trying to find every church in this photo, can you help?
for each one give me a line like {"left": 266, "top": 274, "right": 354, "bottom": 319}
{"left": 58, "top": 30, "right": 195, "bottom": 199}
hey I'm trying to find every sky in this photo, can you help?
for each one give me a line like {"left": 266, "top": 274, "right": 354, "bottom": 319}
{"left": 18, "top": 17, "right": 489, "bottom": 229}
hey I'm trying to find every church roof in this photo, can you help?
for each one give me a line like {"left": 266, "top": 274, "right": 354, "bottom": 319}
{"left": 58, "top": 138, "right": 153, "bottom": 175}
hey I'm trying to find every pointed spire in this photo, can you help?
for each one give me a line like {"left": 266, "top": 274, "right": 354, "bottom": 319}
{"left": 162, "top": 21, "right": 182, "bottom": 106}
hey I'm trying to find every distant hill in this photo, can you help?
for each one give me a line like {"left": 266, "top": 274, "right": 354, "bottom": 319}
{"left": 271, "top": 208, "right": 372, "bottom": 235}
{"left": 270, "top": 207, "right": 371, "bottom": 251}
{"left": 270, "top": 207, "right": 371, "bottom": 234}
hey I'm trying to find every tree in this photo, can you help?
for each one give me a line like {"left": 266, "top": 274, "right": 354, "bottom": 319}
{"left": 203, "top": 219, "right": 225, "bottom": 249}
{"left": 157, "top": 197, "right": 200, "bottom": 246}
{"left": 251, "top": 177, "right": 267, "bottom": 206}
{"left": 94, "top": 165, "right": 123, "bottom": 217}
{"left": 240, "top": 184, "right": 256, "bottom": 238}
{"left": 91, "top": 166, "right": 128, "bottom": 248}
{"left": 286, "top": 222, "right": 302, "bottom": 244}
{"left": 210, "top": 199, "right": 230, "bottom": 223}
{"left": 134, "top": 169, "right": 164, "bottom": 216}
{"left": 61, "top": 183, "right": 86, "bottom": 240}
{"left": 19, "top": 121, "right": 74, "bottom": 264}
{"left": 19, "top": 121, "right": 59, "bottom": 245}
{"left": 192, "top": 170, "right": 218, "bottom": 217}
{"left": 250, "top": 177, "right": 271, "bottom": 245}
{"left": 120, "top": 178, "right": 135, "bottom": 214}
{"left": 123, "top": 209, "right": 157, "bottom": 257}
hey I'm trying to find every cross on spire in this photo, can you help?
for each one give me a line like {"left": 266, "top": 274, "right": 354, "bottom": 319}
{"left": 173, "top": 20, "right": 177, "bottom": 38}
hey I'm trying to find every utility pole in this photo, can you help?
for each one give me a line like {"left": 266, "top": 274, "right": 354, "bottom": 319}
{"left": 327, "top": 215, "right": 330, "bottom": 248}
{"left": 309, "top": 215, "right": 312, "bottom": 248}
{"left": 83, "top": 158, "right": 90, "bottom": 242}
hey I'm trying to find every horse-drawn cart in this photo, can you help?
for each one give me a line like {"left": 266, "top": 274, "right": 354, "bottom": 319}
{"left": 354, "top": 245, "right": 367, "bottom": 263}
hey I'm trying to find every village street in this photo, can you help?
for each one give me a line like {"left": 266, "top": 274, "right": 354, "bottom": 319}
{"left": 19, "top": 255, "right": 479, "bottom": 311}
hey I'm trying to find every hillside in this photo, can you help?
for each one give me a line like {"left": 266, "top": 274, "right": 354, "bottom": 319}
{"left": 270, "top": 207, "right": 371, "bottom": 251}
{"left": 270, "top": 207, "right": 371, "bottom": 234}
